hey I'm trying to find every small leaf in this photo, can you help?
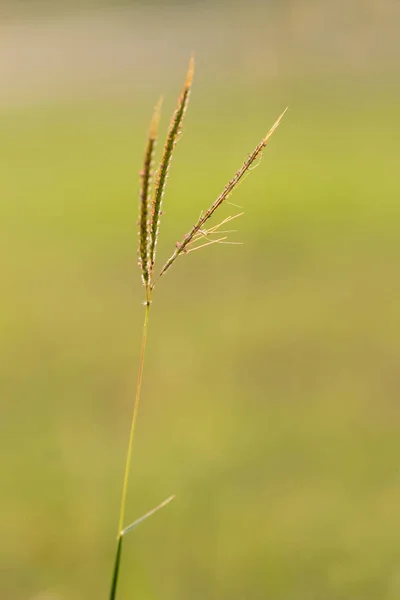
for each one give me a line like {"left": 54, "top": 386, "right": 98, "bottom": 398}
{"left": 122, "top": 495, "right": 175, "bottom": 536}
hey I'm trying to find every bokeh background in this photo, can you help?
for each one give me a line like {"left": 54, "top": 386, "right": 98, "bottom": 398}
{"left": 2, "top": 1, "right": 400, "bottom": 598}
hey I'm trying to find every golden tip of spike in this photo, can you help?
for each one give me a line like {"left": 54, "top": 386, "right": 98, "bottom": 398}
{"left": 263, "top": 107, "right": 288, "bottom": 143}
{"left": 263, "top": 107, "right": 288, "bottom": 140}
{"left": 149, "top": 96, "right": 163, "bottom": 138}
{"left": 185, "top": 55, "right": 195, "bottom": 88}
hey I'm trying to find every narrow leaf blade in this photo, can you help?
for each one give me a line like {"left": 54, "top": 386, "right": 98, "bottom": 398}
{"left": 122, "top": 495, "right": 175, "bottom": 536}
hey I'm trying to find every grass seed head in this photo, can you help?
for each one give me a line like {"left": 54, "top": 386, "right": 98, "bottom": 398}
{"left": 155, "top": 108, "right": 287, "bottom": 284}
{"left": 148, "top": 57, "right": 195, "bottom": 279}
{"left": 138, "top": 98, "right": 162, "bottom": 287}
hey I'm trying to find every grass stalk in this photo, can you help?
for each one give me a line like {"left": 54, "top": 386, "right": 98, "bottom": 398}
{"left": 117, "top": 301, "right": 151, "bottom": 535}
{"left": 109, "top": 534, "right": 123, "bottom": 600}
{"left": 109, "top": 302, "right": 151, "bottom": 600}
{"left": 109, "top": 58, "right": 286, "bottom": 599}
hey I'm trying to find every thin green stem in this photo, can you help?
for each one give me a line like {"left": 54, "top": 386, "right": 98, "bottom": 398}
{"left": 109, "top": 534, "right": 123, "bottom": 600}
{"left": 117, "top": 297, "right": 151, "bottom": 534}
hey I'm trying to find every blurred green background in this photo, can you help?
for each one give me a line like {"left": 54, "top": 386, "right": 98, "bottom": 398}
{"left": 2, "top": 1, "right": 400, "bottom": 599}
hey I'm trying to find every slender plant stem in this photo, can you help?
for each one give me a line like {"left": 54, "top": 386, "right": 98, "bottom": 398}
{"left": 109, "top": 535, "right": 123, "bottom": 600}
{"left": 117, "top": 298, "right": 151, "bottom": 534}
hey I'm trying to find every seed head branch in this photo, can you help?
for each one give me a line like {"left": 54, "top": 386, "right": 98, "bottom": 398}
{"left": 148, "top": 57, "right": 195, "bottom": 280}
{"left": 155, "top": 107, "right": 287, "bottom": 284}
{"left": 138, "top": 99, "right": 162, "bottom": 288}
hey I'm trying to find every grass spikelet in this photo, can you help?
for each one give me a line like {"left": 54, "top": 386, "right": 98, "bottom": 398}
{"left": 138, "top": 98, "right": 162, "bottom": 289}
{"left": 155, "top": 107, "right": 288, "bottom": 283}
{"left": 148, "top": 57, "right": 194, "bottom": 277}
